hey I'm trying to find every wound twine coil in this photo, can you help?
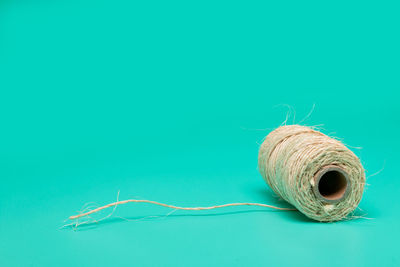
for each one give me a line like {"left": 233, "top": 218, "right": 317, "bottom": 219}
{"left": 66, "top": 124, "right": 366, "bottom": 227}
{"left": 258, "top": 125, "right": 365, "bottom": 221}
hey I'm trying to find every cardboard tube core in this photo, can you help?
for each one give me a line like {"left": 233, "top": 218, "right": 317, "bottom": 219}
{"left": 313, "top": 166, "right": 349, "bottom": 203}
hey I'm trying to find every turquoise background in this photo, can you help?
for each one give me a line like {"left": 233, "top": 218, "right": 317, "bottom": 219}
{"left": 1, "top": 1, "right": 399, "bottom": 266}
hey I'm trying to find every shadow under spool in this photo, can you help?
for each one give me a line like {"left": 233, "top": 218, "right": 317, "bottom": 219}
{"left": 313, "top": 165, "right": 350, "bottom": 203}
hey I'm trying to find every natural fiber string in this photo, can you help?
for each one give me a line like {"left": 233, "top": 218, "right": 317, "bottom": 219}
{"left": 66, "top": 124, "right": 365, "bottom": 225}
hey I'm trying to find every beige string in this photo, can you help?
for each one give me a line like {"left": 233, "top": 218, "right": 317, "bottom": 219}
{"left": 67, "top": 124, "right": 365, "bottom": 225}
{"left": 69, "top": 199, "right": 295, "bottom": 220}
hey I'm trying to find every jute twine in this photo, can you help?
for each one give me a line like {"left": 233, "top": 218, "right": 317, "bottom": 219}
{"left": 258, "top": 125, "right": 365, "bottom": 221}
{"left": 65, "top": 124, "right": 365, "bottom": 228}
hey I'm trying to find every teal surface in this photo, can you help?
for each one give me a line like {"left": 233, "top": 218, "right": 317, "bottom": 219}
{"left": 1, "top": 1, "right": 399, "bottom": 266}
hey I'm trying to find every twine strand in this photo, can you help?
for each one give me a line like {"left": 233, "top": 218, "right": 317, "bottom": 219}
{"left": 69, "top": 199, "right": 295, "bottom": 220}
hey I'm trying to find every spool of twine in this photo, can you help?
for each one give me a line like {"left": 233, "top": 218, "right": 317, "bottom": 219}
{"left": 258, "top": 125, "right": 365, "bottom": 221}
{"left": 66, "top": 124, "right": 366, "bottom": 228}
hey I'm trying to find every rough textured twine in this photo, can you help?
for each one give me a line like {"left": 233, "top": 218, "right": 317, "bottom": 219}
{"left": 66, "top": 124, "right": 365, "bottom": 227}
{"left": 258, "top": 125, "right": 365, "bottom": 221}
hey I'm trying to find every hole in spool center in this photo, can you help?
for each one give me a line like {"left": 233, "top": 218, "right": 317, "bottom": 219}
{"left": 317, "top": 170, "right": 348, "bottom": 201}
